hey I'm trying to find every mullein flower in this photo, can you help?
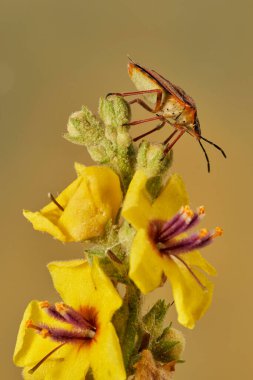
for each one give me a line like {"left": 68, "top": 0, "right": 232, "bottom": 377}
{"left": 13, "top": 258, "right": 126, "bottom": 380}
{"left": 23, "top": 164, "right": 123, "bottom": 242}
{"left": 122, "top": 170, "right": 222, "bottom": 329}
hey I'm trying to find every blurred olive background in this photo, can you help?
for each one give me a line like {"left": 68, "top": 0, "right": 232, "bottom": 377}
{"left": 1, "top": 0, "right": 252, "bottom": 378}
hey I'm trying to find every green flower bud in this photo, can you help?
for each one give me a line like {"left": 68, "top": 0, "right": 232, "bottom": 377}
{"left": 99, "top": 95, "right": 131, "bottom": 128}
{"left": 64, "top": 106, "right": 114, "bottom": 163}
{"left": 164, "top": 327, "right": 185, "bottom": 360}
{"left": 137, "top": 141, "right": 172, "bottom": 178}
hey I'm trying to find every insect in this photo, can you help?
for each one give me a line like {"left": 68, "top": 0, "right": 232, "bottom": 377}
{"left": 108, "top": 58, "right": 226, "bottom": 172}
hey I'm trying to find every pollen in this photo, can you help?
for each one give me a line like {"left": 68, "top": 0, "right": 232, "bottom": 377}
{"left": 183, "top": 205, "right": 194, "bottom": 218}
{"left": 25, "top": 319, "right": 34, "bottom": 328}
{"left": 55, "top": 302, "right": 67, "bottom": 312}
{"left": 40, "top": 329, "right": 49, "bottom": 339}
{"left": 213, "top": 226, "right": 223, "bottom": 238}
{"left": 39, "top": 301, "right": 50, "bottom": 309}
{"left": 198, "top": 206, "right": 205, "bottom": 215}
{"left": 199, "top": 228, "right": 209, "bottom": 237}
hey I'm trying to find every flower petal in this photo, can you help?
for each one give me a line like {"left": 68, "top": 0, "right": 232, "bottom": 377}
{"left": 23, "top": 210, "right": 68, "bottom": 242}
{"left": 74, "top": 162, "right": 86, "bottom": 176}
{"left": 23, "top": 176, "right": 83, "bottom": 242}
{"left": 182, "top": 250, "right": 217, "bottom": 276}
{"left": 151, "top": 174, "right": 189, "bottom": 221}
{"left": 45, "top": 344, "right": 90, "bottom": 380}
{"left": 47, "top": 258, "right": 122, "bottom": 323}
{"left": 22, "top": 344, "right": 90, "bottom": 380}
{"left": 129, "top": 229, "right": 164, "bottom": 294}
{"left": 58, "top": 166, "right": 122, "bottom": 241}
{"left": 122, "top": 170, "right": 152, "bottom": 229}
{"left": 163, "top": 255, "right": 214, "bottom": 329}
{"left": 90, "top": 322, "right": 126, "bottom": 380}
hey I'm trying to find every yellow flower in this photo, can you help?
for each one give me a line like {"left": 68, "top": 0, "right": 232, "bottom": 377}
{"left": 122, "top": 170, "right": 221, "bottom": 329}
{"left": 23, "top": 164, "right": 123, "bottom": 242}
{"left": 13, "top": 258, "right": 126, "bottom": 380}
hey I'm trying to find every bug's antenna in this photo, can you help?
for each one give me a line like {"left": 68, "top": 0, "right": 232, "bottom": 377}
{"left": 200, "top": 136, "right": 227, "bottom": 158}
{"left": 199, "top": 139, "right": 210, "bottom": 172}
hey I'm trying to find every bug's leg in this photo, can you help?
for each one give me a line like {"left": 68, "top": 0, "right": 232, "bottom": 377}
{"left": 164, "top": 129, "right": 186, "bottom": 155}
{"left": 128, "top": 98, "right": 156, "bottom": 113}
{"left": 133, "top": 120, "right": 166, "bottom": 142}
{"left": 163, "top": 129, "right": 178, "bottom": 145}
{"left": 107, "top": 89, "right": 163, "bottom": 113}
{"left": 127, "top": 115, "right": 163, "bottom": 126}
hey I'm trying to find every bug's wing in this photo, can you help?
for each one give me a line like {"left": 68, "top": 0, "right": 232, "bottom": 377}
{"left": 149, "top": 69, "right": 196, "bottom": 108}
{"left": 128, "top": 59, "right": 197, "bottom": 109}
{"left": 128, "top": 63, "right": 168, "bottom": 106}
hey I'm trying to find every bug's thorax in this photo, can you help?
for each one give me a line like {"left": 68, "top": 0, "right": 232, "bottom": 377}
{"left": 161, "top": 96, "right": 196, "bottom": 130}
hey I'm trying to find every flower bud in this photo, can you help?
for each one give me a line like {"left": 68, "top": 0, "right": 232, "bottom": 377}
{"left": 99, "top": 95, "right": 131, "bottom": 128}
{"left": 137, "top": 141, "right": 172, "bottom": 178}
{"left": 65, "top": 106, "right": 115, "bottom": 163}
{"left": 164, "top": 327, "right": 185, "bottom": 360}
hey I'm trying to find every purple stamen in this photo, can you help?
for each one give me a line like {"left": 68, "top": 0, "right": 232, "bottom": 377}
{"left": 159, "top": 212, "right": 200, "bottom": 242}
{"left": 38, "top": 324, "right": 95, "bottom": 343}
{"left": 42, "top": 302, "right": 96, "bottom": 331}
{"left": 160, "top": 232, "right": 213, "bottom": 255}
{"left": 58, "top": 304, "right": 96, "bottom": 331}
{"left": 186, "top": 213, "right": 203, "bottom": 230}
{"left": 43, "top": 305, "right": 66, "bottom": 323}
{"left": 161, "top": 233, "right": 201, "bottom": 252}
{"left": 159, "top": 212, "right": 182, "bottom": 237}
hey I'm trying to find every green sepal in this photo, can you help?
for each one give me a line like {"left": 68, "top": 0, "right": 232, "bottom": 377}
{"left": 99, "top": 256, "right": 128, "bottom": 284}
{"left": 121, "top": 283, "right": 141, "bottom": 374}
{"left": 152, "top": 339, "right": 179, "bottom": 363}
{"left": 142, "top": 299, "right": 170, "bottom": 343}
{"left": 118, "top": 221, "right": 136, "bottom": 254}
{"left": 146, "top": 175, "right": 163, "bottom": 199}
{"left": 112, "top": 294, "right": 130, "bottom": 343}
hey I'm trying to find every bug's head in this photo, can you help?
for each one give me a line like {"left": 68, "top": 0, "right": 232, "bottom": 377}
{"left": 193, "top": 115, "right": 201, "bottom": 138}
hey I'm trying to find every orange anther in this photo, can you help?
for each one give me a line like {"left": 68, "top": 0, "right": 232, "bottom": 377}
{"left": 39, "top": 301, "right": 50, "bottom": 309}
{"left": 199, "top": 228, "right": 209, "bottom": 238}
{"left": 183, "top": 205, "right": 194, "bottom": 218}
{"left": 213, "top": 226, "right": 223, "bottom": 237}
{"left": 25, "top": 319, "right": 34, "bottom": 328}
{"left": 40, "top": 328, "right": 50, "bottom": 338}
{"left": 198, "top": 206, "right": 205, "bottom": 215}
{"left": 55, "top": 302, "right": 66, "bottom": 312}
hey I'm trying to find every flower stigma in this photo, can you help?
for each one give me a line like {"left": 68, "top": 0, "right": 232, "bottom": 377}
{"left": 48, "top": 193, "right": 64, "bottom": 211}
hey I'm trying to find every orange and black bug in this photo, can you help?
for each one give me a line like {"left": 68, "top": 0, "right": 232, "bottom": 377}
{"left": 108, "top": 58, "right": 226, "bottom": 172}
